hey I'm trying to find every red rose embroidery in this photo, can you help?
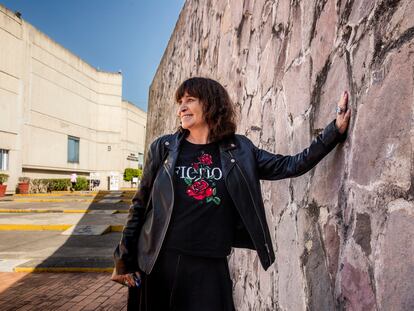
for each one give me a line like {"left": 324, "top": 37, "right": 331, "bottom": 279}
{"left": 186, "top": 180, "right": 212, "bottom": 200}
{"left": 198, "top": 154, "right": 213, "bottom": 165}
{"left": 205, "top": 187, "right": 213, "bottom": 197}
{"left": 192, "top": 162, "right": 199, "bottom": 170}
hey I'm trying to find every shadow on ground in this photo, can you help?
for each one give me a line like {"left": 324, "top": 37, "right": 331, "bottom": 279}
{"left": 0, "top": 190, "right": 134, "bottom": 310}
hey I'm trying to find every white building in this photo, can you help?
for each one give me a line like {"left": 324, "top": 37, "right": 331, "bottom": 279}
{"left": 0, "top": 5, "right": 146, "bottom": 193}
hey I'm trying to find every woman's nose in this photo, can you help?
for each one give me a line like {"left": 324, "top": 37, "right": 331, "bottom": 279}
{"left": 177, "top": 106, "right": 186, "bottom": 116}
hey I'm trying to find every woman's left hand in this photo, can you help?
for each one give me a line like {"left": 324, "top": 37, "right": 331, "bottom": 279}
{"left": 335, "top": 91, "right": 352, "bottom": 134}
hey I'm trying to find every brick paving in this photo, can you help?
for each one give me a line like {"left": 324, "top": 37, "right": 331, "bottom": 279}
{"left": 0, "top": 272, "right": 128, "bottom": 311}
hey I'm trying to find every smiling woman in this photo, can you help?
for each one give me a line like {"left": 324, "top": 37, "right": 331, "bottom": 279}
{"left": 175, "top": 78, "right": 237, "bottom": 144}
{"left": 176, "top": 93, "right": 207, "bottom": 137}
{"left": 112, "top": 77, "right": 351, "bottom": 310}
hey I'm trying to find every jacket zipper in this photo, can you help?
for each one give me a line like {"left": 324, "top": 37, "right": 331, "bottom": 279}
{"left": 147, "top": 163, "right": 175, "bottom": 273}
{"left": 228, "top": 150, "right": 272, "bottom": 262}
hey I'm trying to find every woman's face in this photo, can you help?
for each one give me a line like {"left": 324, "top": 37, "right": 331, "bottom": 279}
{"left": 176, "top": 92, "right": 208, "bottom": 131}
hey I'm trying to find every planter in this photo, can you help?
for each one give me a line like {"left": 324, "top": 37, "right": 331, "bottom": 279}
{"left": 18, "top": 182, "right": 30, "bottom": 194}
{"left": 0, "top": 184, "right": 6, "bottom": 197}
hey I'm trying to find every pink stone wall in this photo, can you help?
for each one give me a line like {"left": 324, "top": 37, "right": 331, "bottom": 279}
{"left": 147, "top": 0, "right": 414, "bottom": 309}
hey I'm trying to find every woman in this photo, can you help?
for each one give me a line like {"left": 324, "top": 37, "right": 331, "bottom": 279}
{"left": 112, "top": 77, "right": 351, "bottom": 310}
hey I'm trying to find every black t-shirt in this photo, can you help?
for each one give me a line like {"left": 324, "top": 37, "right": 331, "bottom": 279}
{"left": 162, "top": 139, "right": 236, "bottom": 257}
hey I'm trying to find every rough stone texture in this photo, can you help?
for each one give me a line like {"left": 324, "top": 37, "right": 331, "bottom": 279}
{"left": 375, "top": 199, "right": 414, "bottom": 311}
{"left": 148, "top": 1, "right": 414, "bottom": 310}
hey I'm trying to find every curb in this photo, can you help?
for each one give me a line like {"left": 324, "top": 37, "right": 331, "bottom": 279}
{"left": 14, "top": 199, "right": 94, "bottom": 203}
{"left": 0, "top": 224, "right": 72, "bottom": 231}
{"left": 12, "top": 258, "right": 115, "bottom": 273}
{"left": 14, "top": 193, "right": 98, "bottom": 197}
{"left": 13, "top": 190, "right": 135, "bottom": 197}
{"left": 13, "top": 199, "right": 132, "bottom": 203}
{"left": 0, "top": 224, "right": 124, "bottom": 232}
{"left": 109, "top": 225, "right": 123, "bottom": 232}
{"left": 13, "top": 267, "right": 113, "bottom": 273}
{"left": 0, "top": 209, "right": 128, "bottom": 214}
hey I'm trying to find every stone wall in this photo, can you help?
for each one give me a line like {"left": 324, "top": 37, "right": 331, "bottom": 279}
{"left": 148, "top": 0, "right": 414, "bottom": 310}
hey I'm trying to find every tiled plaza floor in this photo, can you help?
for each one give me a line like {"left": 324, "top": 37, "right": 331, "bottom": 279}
{"left": 0, "top": 272, "right": 128, "bottom": 311}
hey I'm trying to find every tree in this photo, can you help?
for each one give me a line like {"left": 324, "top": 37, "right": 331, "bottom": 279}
{"left": 123, "top": 168, "right": 143, "bottom": 186}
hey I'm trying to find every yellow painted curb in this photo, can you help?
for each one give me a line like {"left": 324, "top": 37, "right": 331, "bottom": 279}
{"left": 0, "top": 224, "right": 72, "bottom": 231}
{"left": 14, "top": 267, "right": 113, "bottom": 273}
{"left": 0, "top": 224, "right": 124, "bottom": 232}
{"left": 14, "top": 199, "right": 65, "bottom": 202}
{"left": 23, "top": 194, "right": 97, "bottom": 197}
{"left": 0, "top": 209, "right": 55, "bottom": 213}
{"left": 14, "top": 199, "right": 94, "bottom": 203}
{"left": 14, "top": 198, "right": 129, "bottom": 203}
{"left": 109, "top": 225, "right": 124, "bottom": 232}
{"left": 0, "top": 209, "right": 129, "bottom": 214}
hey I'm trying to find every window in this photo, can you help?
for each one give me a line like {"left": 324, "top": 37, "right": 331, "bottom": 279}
{"left": 138, "top": 152, "right": 144, "bottom": 169}
{"left": 68, "top": 136, "right": 79, "bottom": 163}
{"left": 0, "top": 149, "right": 9, "bottom": 171}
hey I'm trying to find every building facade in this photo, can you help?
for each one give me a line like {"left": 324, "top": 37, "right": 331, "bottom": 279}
{"left": 0, "top": 5, "right": 146, "bottom": 193}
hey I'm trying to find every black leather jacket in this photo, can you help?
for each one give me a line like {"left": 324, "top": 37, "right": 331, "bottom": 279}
{"left": 114, "top": 119, "right": 346, "bottom": 274}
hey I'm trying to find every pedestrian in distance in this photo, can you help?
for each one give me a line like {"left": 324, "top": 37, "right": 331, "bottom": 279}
{"left": 70, "top": 173, "right": 77, "bottom": 192}
{"left": 112, "top": 77, "right": 351, "bottom": 310}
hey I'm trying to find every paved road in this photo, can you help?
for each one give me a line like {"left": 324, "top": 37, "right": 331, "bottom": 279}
{"left": 0, "top": 191, "right": 131, "bottom": 272}
{"left": 0, "top": 200, "right": 130, "bottom": 211}
{"left": 0, "top": 191, "right": 132, "bottom": 310}
{"left": 0, "top": 272, "right": 128, "bottom": 310}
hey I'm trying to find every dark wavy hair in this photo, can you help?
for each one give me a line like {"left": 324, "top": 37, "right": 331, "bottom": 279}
{"left": 175, "top": 77, "right": 237, "bottom": 143}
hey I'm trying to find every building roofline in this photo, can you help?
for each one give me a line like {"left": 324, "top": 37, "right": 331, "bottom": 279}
{"left": 0, "top": 3, "right": 121, "bottom": 77}
{"left": 122, "top": 99, "right": 147, "bottom": 114}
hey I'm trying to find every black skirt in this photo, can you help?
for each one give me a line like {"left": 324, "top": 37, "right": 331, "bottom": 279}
{"left": 128, "top": 249, "right": 235, "bottom": 311}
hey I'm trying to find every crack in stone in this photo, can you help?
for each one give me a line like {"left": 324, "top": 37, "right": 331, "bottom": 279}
{"left": 339, "top": 0, "right": 356, "bottom": 27}
{"left": 369, "top": 0, "right": 401, "bottom": 28}
{"left": 372, "top": 26, "right": 414, "bottom": 67}
{"left": 308, "top": 0, "right": 328, "bottom": 47}
{"left": 236, "top": 12, "right": 249, "bottom": 47}
{"left": 309, "top": 55, "right": 332, "bottom": 133}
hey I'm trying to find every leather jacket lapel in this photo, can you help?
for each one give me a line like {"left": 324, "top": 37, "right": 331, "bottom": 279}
{"left": 163, "top": 131, "right": 185, "bottom": 178}
{"left": 219, "top": 136, "right": 237, "bottom": 180}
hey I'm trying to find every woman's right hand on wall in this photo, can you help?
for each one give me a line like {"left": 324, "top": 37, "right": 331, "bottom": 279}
{"left": 335, "top": 91, "right": 352, "bottom": 134}
{"left": 111, "top": 271, "right": 142, "bottom": 287}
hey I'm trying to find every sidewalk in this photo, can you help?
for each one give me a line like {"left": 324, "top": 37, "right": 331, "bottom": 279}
{"left": 0, "top": 272, "right": 128, "bottom": 310}
{"left": 0, "top": 190, "right": 130, "bottom": 272}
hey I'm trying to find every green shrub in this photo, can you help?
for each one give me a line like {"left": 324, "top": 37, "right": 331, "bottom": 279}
{"left": 48, "top": 179, "right": 71, "bottom": 191}
{"left": 123, "top": 168, "right": 142, "bottom": 182}
{"left": 0, "top": 173, "right": 8, "bottom": 184}
{"left": 29, "top": 179, "right": 47, "bottom": 193}
{"left": 74, "top": 176, "right": 89, "bottom": 191}
{"left": 18, "top": 177, "right": 30, "bottom": 183}
{"left": 29, "top": 178, "right": 71, "bottom": 193}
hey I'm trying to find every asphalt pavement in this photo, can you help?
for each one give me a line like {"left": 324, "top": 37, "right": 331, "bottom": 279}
{"left": 0, "top": 191, "right": 135, "bottom": 310}
{"left": 0, "top": 190, "right": 134, "bottom": 272}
